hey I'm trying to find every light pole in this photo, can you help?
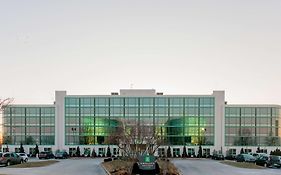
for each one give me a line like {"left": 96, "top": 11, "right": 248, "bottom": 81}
{"left": 12, "top": 127, "right": 16, "bottom": 145}
{"left": 201, "top": 128, "right": 206, "bottom": 145}
{"left": 71, "top": 127, "right": 76, "bottom": 145}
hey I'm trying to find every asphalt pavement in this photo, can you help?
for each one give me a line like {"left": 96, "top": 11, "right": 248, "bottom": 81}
{"left": 2, "top": 157, "right": 281, "bottom": 175}
{"left": 173, "top": 159, "right": 281, "bottom": 175}
{"left": 0, "top": 158, "right": 107, "bottom": 175}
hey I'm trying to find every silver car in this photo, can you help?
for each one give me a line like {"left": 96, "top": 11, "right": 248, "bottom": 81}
{"left": 17, "top": 153, "right": 29, "bottom": 162}
{"left": 0, "top": 152, "right": 23, "bottom": 166}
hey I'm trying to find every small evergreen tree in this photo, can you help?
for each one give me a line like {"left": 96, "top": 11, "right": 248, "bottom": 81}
{"left": 240, "top": 148, "right": 244, "bottom": 154}
{"left": 256, "top": 147, "right": 260, "bottom": 153}
{"left": 76, "top": 146, "right": 81, "bottom": 157}
{"left": 198, "top": 145, "right": 202, "bottom": 158}
{"left": 106, "top": 146, "right": 112, "bottom": 157}
{"left": 6, "top": 145, "right": 9, "bottom": 152}
{"left": 91, "top": 148, "right": 97, "bottom": 157}
{"left": 182, "top": 146, "right": 188, "bottom": 158}
{"left": 19, "top": 143, "right": 25, "bottom": 153}
{"left": 167, "top": 146, "right": 172, "bottom": 158}
{"left": 271, "top": 148, "right": 281, "bottom": 156}
{"left": 35, "top": 144, "right": 39, "bottom": 156}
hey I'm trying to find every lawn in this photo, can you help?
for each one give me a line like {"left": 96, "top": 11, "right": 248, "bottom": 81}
{"left": 221, "top": 161, "right": 265, "bottom": 169}
{"left": 8, "top": 160, "right": 59, "bottom": 168}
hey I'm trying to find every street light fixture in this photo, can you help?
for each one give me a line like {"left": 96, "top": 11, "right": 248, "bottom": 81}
{"left": 71, "top": 127, "right": 76, "bottom": 144}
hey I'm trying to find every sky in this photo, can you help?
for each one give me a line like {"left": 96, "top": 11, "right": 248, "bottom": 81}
{"left": 0, "top": 0, "right": 281, "bottom": 105}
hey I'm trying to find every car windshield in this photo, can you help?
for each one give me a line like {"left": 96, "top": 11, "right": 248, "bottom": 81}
{"left": 271, "top": 156, "right": 280, "bottom": 160}
{"left": 4, "top": 153, "right": 10, "bottom": 157}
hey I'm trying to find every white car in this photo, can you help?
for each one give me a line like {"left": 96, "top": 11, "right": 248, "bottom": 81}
{"left": 17, "top": 153, "right": 28, "bottom": 162}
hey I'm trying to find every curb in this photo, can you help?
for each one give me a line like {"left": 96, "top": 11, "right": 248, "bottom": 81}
{"left": 101, "top": 162, "right": 111, "bottom": 175}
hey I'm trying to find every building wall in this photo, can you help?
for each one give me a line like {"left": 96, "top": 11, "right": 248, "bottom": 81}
{"left": 64, "top": 95, "right": 216, "bottom": 148}
{"left": 225, "top": 105, "right": 281, "bottom": 148}
{"left": 2, "top": 105, "right": 55, "bottom": 153}
{"left": 2, "top": 90, "right": 281, "bottom": 156}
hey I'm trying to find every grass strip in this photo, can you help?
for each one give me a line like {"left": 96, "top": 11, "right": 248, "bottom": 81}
{"left": 8, "top": 160, "right": 59, "bottom": 168}
{"left": 221, "top": 161, "right": 265, "bottom": 169}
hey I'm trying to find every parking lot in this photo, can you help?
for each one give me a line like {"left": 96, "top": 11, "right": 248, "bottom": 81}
{"left": 174, "top": 159, "right": 281, "bottom": 175}
{"left": 1, "top": 158, "right": 281, "bottom": 175}
{"left": 0, "top": 158, "right": 106, "bottom": 175}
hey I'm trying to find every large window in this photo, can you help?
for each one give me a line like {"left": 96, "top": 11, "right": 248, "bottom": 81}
{"left": 64, "top": 96, "right": 215, "bottom": 146}
{"left": 225, "top": 107, "right": 281, "bottom": 146}
{"left": 3, "top": 106, "right": 55, "bottom": 145}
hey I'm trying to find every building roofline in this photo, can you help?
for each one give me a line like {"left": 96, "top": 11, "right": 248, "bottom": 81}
{"left": 66, "top": 94, "right": 215, "bottom": 98}
{"left": 6, "top": 104, "right": 55, "bottom": 107}
{"left": 226, "top": 104, "right": 281, "bottom": 107}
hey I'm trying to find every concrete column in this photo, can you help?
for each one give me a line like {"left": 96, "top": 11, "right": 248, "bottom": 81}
{"left": 213, "top": 91, "right": 225, "bottom": 154}
{"left": 55, "top": 91, "right": 66, "bottom": 151}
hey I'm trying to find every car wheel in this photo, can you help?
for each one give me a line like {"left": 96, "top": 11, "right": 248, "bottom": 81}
{"left": 155, "top": 162, "right": 160, "bottom": 174}
{"left": 132, "top": 163, "right": 139, "bottom": 174}
{"left": 25, "top": 158, "right": 28, "bottom": 162}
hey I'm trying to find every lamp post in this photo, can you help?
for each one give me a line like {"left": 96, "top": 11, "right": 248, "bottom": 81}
{"left": 71, "top": 127, "right": 76, "bottom": 145}
{"left": 12, "top": 127, "right": 16, "bottom": 145}
{"left": 201, "top": 128, "right": 206, "bottom": 145}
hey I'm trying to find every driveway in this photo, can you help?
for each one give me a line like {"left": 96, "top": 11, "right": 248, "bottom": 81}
{"left": 173, "top": 159, "right": 281, "bottom": 175}
{"left": 0, "top": 158, "right": 106, "bottom": 175}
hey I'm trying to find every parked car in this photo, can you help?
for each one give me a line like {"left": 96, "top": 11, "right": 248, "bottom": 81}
{"left": 17, "top": 153, "right": 29, "bottom": 162}
{"left": 225, "top": 154, "right": 236, "bottom": 160}
{"left": 38, "top": 151, "right": 54, "bottom": 159}
{"left": 0, "top": 152, "right": 24, "bottom": 166}
{"left": 267, "top": 155, "right": 281, "bottom": 168}
{"left": 212, "top": 153, "right": 225, "bottom": 160}
{"left": 55, "top": 151, "right": 69, "bottom": 159}
{"left": 236, "top": 154, "right": 256, "bottom": 163}
{"left": 255, "top": 155, "right": 269, "bottom": 167}
{"left": 249, "top": 153, "right": 267, "bottom": 159}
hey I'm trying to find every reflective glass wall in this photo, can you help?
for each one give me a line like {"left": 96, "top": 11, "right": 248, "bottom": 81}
{"left": 3, "top": 106, "right": 55, "bottom": 145}
{"left": 225, "top": 106, "right": 281, "bottom": 146}
{"left": 65, "top": 96, "right": 215, "bottom": 146}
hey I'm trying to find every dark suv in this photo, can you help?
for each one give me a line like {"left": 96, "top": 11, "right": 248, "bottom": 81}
{"left": 38, "top": 151, "right": 54, "bottom": 159}
{"left": 55, "top": 151, "right": 69, "bottom": 159}
{"left": 255, "top": 155, "right": 269, "bottom": 167}
{"left": 267, "top": 155, "right": 281, "bottom": 168}
{"left": 0, "top": 152, "right": 24, "bottom": 166}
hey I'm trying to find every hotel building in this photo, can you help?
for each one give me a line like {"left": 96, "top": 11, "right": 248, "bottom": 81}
{"left": 2, "top": 89, "right": 281, "bottom": 156}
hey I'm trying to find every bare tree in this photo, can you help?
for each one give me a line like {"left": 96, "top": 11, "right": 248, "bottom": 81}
{"left": 0, "top": 98, "right": 13, "bottom": 111}
{"left": 266, "top": 131, "right": 279, "bottom": 146}
{"left": 105, "top": 118, "right": 164, "bottom": 158}
{"left": 0, "top": 98, "right": 13, "bottom": 149}
{"left": 234, "top": 128, "right": 253, "bottom": 146}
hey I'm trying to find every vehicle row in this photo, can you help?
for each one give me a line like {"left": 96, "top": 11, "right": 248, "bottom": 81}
{"left": 212, "top": 152, "right": 281, "bottom": 168}
{"left": 39, "top": 151, "right": 69, "bottom": 159}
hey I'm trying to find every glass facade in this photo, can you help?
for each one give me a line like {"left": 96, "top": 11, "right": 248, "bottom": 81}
{"left": 225, "top": 106, "right": 281, "bottom": 146}
{"left": 3, "top": 106, "right": 55, "bottom": 145}
{"left": 3, "top": 90, "right": 281, "bottom": 155}
{"left": 65, "top": 96, "right": 215, "bottom": 146}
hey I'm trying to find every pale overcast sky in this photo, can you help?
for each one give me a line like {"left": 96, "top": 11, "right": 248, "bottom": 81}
{"left": 0, "top": 0, "right": 281, "bottom": 105}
